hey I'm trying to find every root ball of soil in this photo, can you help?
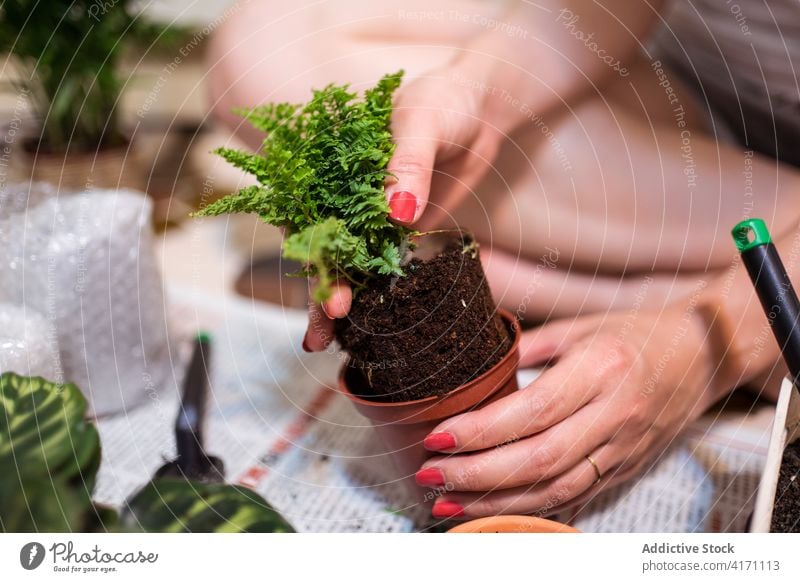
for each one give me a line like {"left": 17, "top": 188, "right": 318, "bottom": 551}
{"left": 334, "top": 233, "right": 511, "bottom": 402}
{"left": 771, "top": 440, "right": 800, "bottom": 532}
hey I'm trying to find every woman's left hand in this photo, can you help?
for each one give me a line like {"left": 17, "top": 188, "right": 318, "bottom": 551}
{"left": 415, "top": 302, "right": 715, "bottom": 520}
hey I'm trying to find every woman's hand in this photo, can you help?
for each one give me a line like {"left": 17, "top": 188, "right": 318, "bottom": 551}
{"left": 382, "top": 62, "right": 516, "bottom": 231}
{"left": 304, "top": 60, "right": 529, "bottom": 351}
{"left": 414, "top": 302, "right": 716, "bottom": 520}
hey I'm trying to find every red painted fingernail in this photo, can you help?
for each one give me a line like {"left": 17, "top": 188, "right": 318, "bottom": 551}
{"left": 302, "top": 333, "right": 311, "bottom": 352}
{"left": 432, "top": 500, "right": 464, "bottom": 519}
{"left": 424, "top": 432, "right": 456, "bottom": 451}
{"left": 415, "top": 467, "right": 445, "bottom": 488}
{"left": 388, "top": 191, "right": 417, "bottom": 223}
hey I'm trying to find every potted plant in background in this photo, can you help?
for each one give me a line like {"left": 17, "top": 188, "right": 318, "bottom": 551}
{"left": 195, "top": 71, "right": 521, "bottom": 503}
{"left": 0, "top": 0, "right": 181, "bottom": 191}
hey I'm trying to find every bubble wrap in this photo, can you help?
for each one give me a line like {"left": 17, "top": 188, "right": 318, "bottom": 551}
{"left": 0, "top": 303, "right": 62, "bottom": 381}
{"left": 0, "top": 189, "right": 175, "bottom": 416}
{"left": 0, "top": 181, "right": 59, "bottom": 222}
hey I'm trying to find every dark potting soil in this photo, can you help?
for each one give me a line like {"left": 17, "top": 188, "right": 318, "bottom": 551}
{"left": 771, "top": 440, "right": 800, "bottom": 532}
{"left": 335, "top": 235, "right": 511, "bottom": 402}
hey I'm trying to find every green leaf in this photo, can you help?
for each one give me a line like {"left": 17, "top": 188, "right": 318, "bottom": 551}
{"left": 0, "top": 474, "right": 89, "bottom": 533}
{"left": 0, "top": 373, "right": 101, "bottom": 482}
{"left": 83, "top": 503, "right": 120, "bottom": 533}
{"left": 0, "top": 373, "right": 101, "bottom": 532}
{"left": 123, "top": 478, "right": 294, "bottom": 533}
{"left": 193, "top": 184, "right": 275, "bottom": 220}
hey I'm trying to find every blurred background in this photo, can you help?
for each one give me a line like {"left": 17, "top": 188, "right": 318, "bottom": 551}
{"left": 0, "top": 0, "right": 298, "bottom": 307}
{"left": 0, "top": 0, "right": 782, "bottom": 534}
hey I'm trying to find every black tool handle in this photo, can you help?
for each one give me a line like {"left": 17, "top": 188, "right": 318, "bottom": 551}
{"left": 175, "top": 332, "right": 212, "bottom": 472}
{"left": 733, "top": 219, "right": 800, "bottom": 385}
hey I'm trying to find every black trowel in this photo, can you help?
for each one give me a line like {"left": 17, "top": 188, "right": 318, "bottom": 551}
{"left": 155, "top": 331, "right": 225, "bottom": 482}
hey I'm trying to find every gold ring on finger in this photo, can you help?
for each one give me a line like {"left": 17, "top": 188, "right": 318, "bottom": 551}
{"left": 585, "top": 455, "right": 602, "bottom": 485}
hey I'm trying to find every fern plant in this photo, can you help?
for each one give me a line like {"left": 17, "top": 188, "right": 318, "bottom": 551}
{"left": 195, "top": 71, "right": 412, "bottom": 301}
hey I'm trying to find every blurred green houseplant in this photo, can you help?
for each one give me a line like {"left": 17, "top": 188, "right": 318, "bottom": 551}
{"left": 0, "top": 372, "right": 293, "bottom": 533}
{"left": 0, "top": 0, "right": 180, "bottom": 153}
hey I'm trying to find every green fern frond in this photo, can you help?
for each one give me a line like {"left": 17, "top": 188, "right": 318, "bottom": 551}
{"left": 195, "top": 71, "right": 411, "bottom": 300}
{"left": 194, "top": 185, "right": 274, "bottom": 219}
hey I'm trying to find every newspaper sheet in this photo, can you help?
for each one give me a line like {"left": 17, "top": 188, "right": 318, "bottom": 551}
{"left": 93, "top": 286, "right": 773, "bottom": 532}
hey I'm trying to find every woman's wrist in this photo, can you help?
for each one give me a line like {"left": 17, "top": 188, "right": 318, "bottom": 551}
{"left": 668, "top": 297, "right": 732, "bottom": 411}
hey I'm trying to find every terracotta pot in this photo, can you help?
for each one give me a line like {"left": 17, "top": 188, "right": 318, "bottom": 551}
{"left": 10, "top": 142, "right": 144, "bottom": 192}
{"left": 448, "top": 515, "right": 579, "bottom": 533}
{"left": 337, "top": 308, "right": 521, "bottom": 505}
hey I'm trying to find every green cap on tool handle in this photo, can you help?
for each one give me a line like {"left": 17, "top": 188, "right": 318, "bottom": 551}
{"left": 732, "top": 218, "right": 772, "bottom": 252}
{"left": 732, "top": 218, "right": 800, "bottom": 386}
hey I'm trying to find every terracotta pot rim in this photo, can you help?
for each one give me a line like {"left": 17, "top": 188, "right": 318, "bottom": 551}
{"left": 408, "top": 228, "right": 473, "bottom": 240}
{"left": 447, "top": 515, "right": 580, "bottom": 533}
{"left": 19, "top": 141, "right": 134, "bottom": 159}
{"left": 338, "top": 308, "right": 520, "bottom": 410}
